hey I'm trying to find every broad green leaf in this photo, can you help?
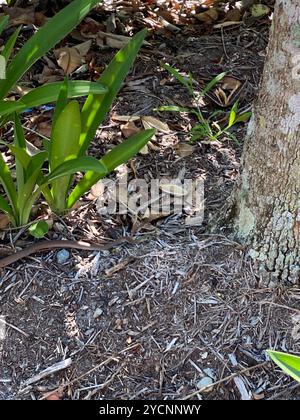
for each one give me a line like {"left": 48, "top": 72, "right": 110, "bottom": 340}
{"left": 50, "top": 101, "right": 82, "bottom": 171}
{"left": 9, "top": 145, "right": 30, "bottom": 169}
{"left": 79, "top": 29, "right": 147, "bottom": 155}
{"left": 0, "top": 151, "right": 18, "bottom": 217}
{"left": 0, "top": 0, "right": 99, "bottom": 98}
{"left": 228, "top": 101, "right": 239, "bottom": 128}
{"left": 13, "top": 113, "right": 27, "bottom": 192}
{"left": 201, "top": 72, "right": 226, "bottom": 97}
{"left": 234, "top": 111, "right": 252, "bottom": 123}
{"left": 2, "top": 26, "right": 22, "bottom": 62}
{"left": 0, "top": 195, "right": 13, "bottom": 218}
{"left": 52, "top": 78, "right": 69, "bottom": 127}
{"left": 50, "top": 100, "right": 82, "bottom": 210}
{"left": 20, "top": 156, "right": 106, "bottom": 223}
{"left": 28, "top": 220, "right": 49, "bottom": 239}
{"left": 0, "top": 81, "right": 108, "bottom": 117}
{"left": 101, "top": 129, "right": 155, "bottom": 172}
{"left": 0, "top": 16, "right": 9, "bottom": 37}
{"left": 9, "top": 145, "right": 47, "bottom": 223}
{"left": 267, "top": 350, "right": 300, "bottom": 382}
{"left": 46, "top": 156, "right": 107, "bottom": 184}
{"left": 67, "top": 128, "right": 155, "bottom": 208}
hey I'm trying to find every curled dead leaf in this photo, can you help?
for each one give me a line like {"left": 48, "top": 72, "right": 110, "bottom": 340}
{"left": 195, "top": 8, "right": 218, "bottom": 24}
{"left": 0, "top": 214, "right": 10, "bottom": 230}
{"left": 160, "top": 183, "right": 188, "bottom": 197}
{"left": 121, "top": 121, "right": 141, "bottom": 138}
{"left": 175, "top": 143, "right": 196, "bottom": 157}
{"left": 55, "top": 40, "right": 92, "bottom": 75}
{"left": 141, "top": 116, "right": 170, "bottom": 133}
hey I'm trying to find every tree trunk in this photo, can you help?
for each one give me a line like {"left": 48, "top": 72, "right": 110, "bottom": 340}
{"left": 233, "top": 0, "right": 300, "bottom": 285}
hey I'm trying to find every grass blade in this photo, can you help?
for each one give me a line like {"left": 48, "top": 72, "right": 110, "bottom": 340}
{"left": 0, "top": 15, "right": 9, "bottom": 37}
{"left": 2, "top": 26, "right": 22, "bottom": 62}
{"left": 162, "top": 63, "right": 193, "bottom": 95}
{"left": 201, "top": 72, "right": 226, "bottom": 97}
{"left": 0, "top": 151, "right": 18, "bottom": 218}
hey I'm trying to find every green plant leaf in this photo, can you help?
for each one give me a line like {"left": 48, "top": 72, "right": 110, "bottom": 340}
{"left": 52, "top": 78, "right": 69, "bottom": 127}
{"left": 13, "top": 113, "right": 27, "bottom": 193}
{"left": 228, "top": 101, "right": 239, "bottom": 128}
{"left": 50, "top": 100, "right": 82, "bottom": 211}
{"left": 0, "top": 195, "right": 13, "bottom": 218}
{"left": 0, "top": 15, "right": 9, "bottom": 37}
{"left": 2, "top": 26, "right": 22, "bottom": 62}
{"left": 0, "top": 150, "right": 18, "bottom": 218}
{"left": 79, "top": 28, "right": 147, "bottom": 155}
{"left": 201, "top": 72, "right": 226, "bottom": 97}
{"left": 156, "top": 105, "right": 193, "bottom": 113}
{"left": 234, "top": 111, "right": 252, "bottom": 123}
{"left": 50, "top": 101, "right": 82, "bottom": 171}
{"left": 0, "top": 81, "right": 107, "bottom": 117}
{"left": 267, "top": 350, "right": 300, "bottom": 383}
{"left": 9, "top": 145, "right": 47, "bottom": 224}
{"left": 0, "top": 0, "right": 99, "bottom": 98}
{"left": 101, "top": 129, "right": 155, "bottom": 172}
{"left": 68, "top": 128, "right": 155, "bottom": 209}
{"left": 46, "top": 156, "right": 107, "bottom": 184}
{"left": 28, "top": 220, "right": 49, "bottom": 239}
{"left": 22, "top": 156, "right": 107, "bottom": 222}
{"left": 162, "top": 63, "right": 193, "bottom": 95}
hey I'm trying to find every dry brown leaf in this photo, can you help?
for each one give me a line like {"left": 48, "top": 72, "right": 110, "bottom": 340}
{"left": 139, "top": 144, "right": 149, "bottom": 155}
{"left": 55, "top": 40, "right": 92, "bottom": 75}
{"left": 45, "top": 393, "right": 61, "bottom": 401}
{"left": 37, "top": 121, "right": 52, "bottom": 138}
{"left": 112, "top": 115, "right": 140, "bottom": 122}
{"left": 221, "top": 76, "right": 242, "bottom": 91}
{"left": 36, "top": 65, "right": 64, "bottom": 84}
{"left": 97, "top": 31, "right": 132, "bottom": 49}
{"left": 89, "top": 181, "right": 105, "bottom": 199}
{"left": 141, "top": 116, "right": 170, "bottom": 133}
{"left": 80, "top": 17, "right": 101, "bottom": 38}
{"left": 214, "top": 21, "right": 241, "bottom": 29}
{"left": 160, "top": 183, "right": 188, "bottom": 197}
{"left": 223, "top": 9, "right": 242, "bottom": 22}
{"left": 0, "top": 214, "right": 10, "bottom": 230}
{"left": 121, "top": 121, "right": 141, "bottom": 138}
{"left": 2, "top": 6, "right": 35, "bottom": 26}
{"left": 195, "top": 9, "right": 219, "bottom": 24}
{"left": 175, "top": 143, "right": 196, "bottom": 157}
{"left": 97, "top": 31, "right": 150, "bottom": 50}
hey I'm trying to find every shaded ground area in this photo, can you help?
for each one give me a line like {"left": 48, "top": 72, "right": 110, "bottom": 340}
{"left": 1, "top": 233, "right": 300, "bottom": 400}
{"left": 1, "top": 0, "right": 299, "bottom": 400}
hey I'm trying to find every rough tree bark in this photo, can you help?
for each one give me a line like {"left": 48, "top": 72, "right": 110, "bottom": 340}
{"left": 231, "top": 0, "right": 300, "bottom": 284}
